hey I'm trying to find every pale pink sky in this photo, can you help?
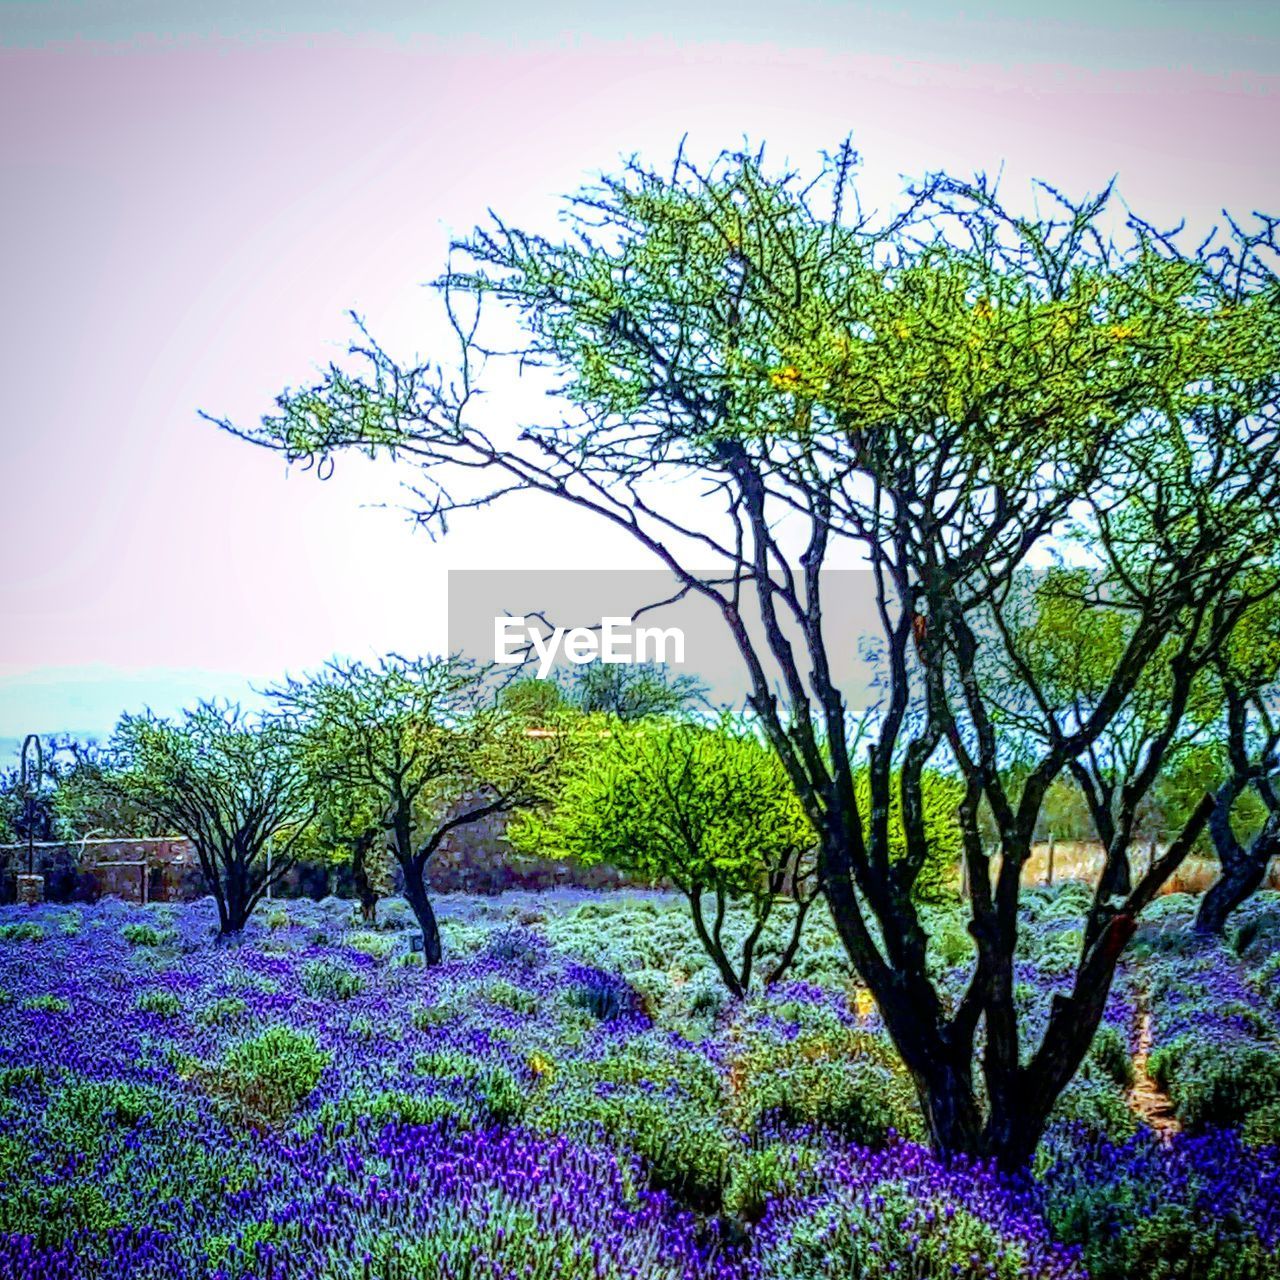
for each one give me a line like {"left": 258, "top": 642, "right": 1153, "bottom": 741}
{"left": 1, "top": 5, "right": 1278, "bottom": 737}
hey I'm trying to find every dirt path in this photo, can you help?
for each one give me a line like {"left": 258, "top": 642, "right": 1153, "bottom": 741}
{"left": 1128, "top": 999, "right": 1180, "bottom": 1138}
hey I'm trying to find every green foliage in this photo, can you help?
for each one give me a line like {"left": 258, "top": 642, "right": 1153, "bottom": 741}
{"left": 518, "top": 717, "right": 810, "bottom": 894}
{"left": 730, "top": 1028, "right": 925, "bottom": 1147}
{"left": 1083, "top": 1024, "right": 1135, "bottom": 1090}
{"left": 121, "top": 922, "right": 174, "bottom": 947}
{"left": 21, "top": 994, "right": 69, "bottom": 1013}
{"left": 0, "top": 921, "right": 45, "bottom": 943}
{"left": 1149, "top": 1035, "right": 1280, "bottom": 1132}
{"left": 314, "top": 1087, "right": 479, "bottom": 1136}
{"left": 722, "top": 1141, "right": 821, "bottom": 1221}
{"left": 1049, "top": 1077, "right": 1140, "bottom": 1141}
{"left": 197, "top": 996, "right": 248, "bottom": 1027}
{"left": 134, "top": 989, "right": 181, "bottom": 1018}
{"left": 105, "top": 703, "right": 315, "bottom": 934}
{"left": 528, "top": 1037, "right": 730, "bottom": 1211}
{"left": 514, "top": 717, "right": 814, "bottom": 994}
{"left": 853, "top": 767, "right": 966, "bottom": 903}
{"left": 299, "top": 958, "right": 367, "bottom": 1001}
{"left": 207, "top": 1026, "right": 329, "bottom": 1126}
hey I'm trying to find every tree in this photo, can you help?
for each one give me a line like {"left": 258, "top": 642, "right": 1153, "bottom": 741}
{"left": 513, "top": 717, "right": 817, "bottom": 997}
{"left": 990, "top": 568, "right": 1225, "bottom": 895}
{"left": 1195, "top": 583, "right": 1280, "bottom": 933}
{"left": 566, "top": 661, "right": 706, "bottom": 720}
{"left": 106, "top": 704, "right": 316, "bottom": 935}
{"left": 217, "top": 144, "right": 1280, "bottom": 1167}
{"left": 270, "top": 656, "right": 559, "bottom": 964}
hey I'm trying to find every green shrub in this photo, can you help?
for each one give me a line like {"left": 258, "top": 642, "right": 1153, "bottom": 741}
{"left": 1050, "top": 1076, "right": 1140, "bottom": 1141}
{"left": 414, "top": 1049, "right": 528, "bottom": 1126}
{"left": 723, "top": 1141, "right": 821, "bottom": 1221}
{"left": 314, "top": 1088, "right": 478, "bottom": 1135}
{"left": 347, "top": 931, "right": 396, "bottom": 961}
{"left": 732, "top": 1029, "right": 924, "bottom": 1147}
{"left": 135, "top": 989, "right": 181, "bottom": 1018}
{"left": 196, "top": 996, "right": 248, "bottom": 1027}
{"left": 529, "top": 1040, "right": 729, "bottom": 1211}
{"left": 207, "top": 1026, "right": 329, "bottom": 1125}
{"left": 0, "top": 922, "right": 45, "bottom": 943}
{"left": 1149, "top": 1036, "right": 1280, "bottom": 1131}
{"left": 1242, "top": 1100, "right": 1280, "bottom": 1148}
{"left": 478, "top": 978, "right": 540, "bottom": 1014}
{"left": 300, "top": 958, "right": 366, "bottom": 1002}
{"left": 121, "top": 923, "right": 175, "bottom": 947}
{"left": 22, "top": 994, "right": 69, "bottom": 1013}
{"left": 1084, "top": 1024, "right": 1135, "bottom": 1089}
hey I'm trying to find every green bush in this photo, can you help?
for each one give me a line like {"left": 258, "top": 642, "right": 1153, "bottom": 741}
{"left": 121, "top": 923, "right": 175, "bottom": 948}
{"left": 1242, "top": 1100, "right": 1280, "bottom": 1148}
{"left": 135, "top": 989, "right": 181, "bottom": 1018}
{"left": 314, "top": 1088, "right": 478, "bottom": 1135}
{"left": 1084, "top": 1024, "right": 1135, "bottom": 1089}
{"left": 414, "top": 1049, "right": 529, "bottom": 1126}
{"left": 529, "top": 1040, "right": 729, "bottom": 1211}
{"left": 21, "top": 994, "right": 69, "bottom": 1013}
{"left": 1050, "top": 1076, "right": 1140, "bottom": 1141}
{"left": 1149, "top": 1036, "right": 1280, "bottom": 1131}
{"left": 732, "top": 1028, "right": 925, "bottom": 1147}
{"left": 207, "top": 1026, "right": 329, "bottom": 1125}
{"left": 299, "top": 958, "right": 366, "bottom": 1001}
{"left": 196, "top": 996, "right": 248, "bottom": 1027}
{"left": 723, "top": 1141, "right": 821, "bottom": 1221}
{"left": 0, "top": 922, "right": 45, "bottom": 943}
{"left": 346, "top": 930, "right": 396, "bottom": 961}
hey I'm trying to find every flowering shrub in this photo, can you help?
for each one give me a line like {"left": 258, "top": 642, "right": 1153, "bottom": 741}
{"left": 1038, "top": 1126, "right": 1280, "bottom": 1280}
{"left": 749, "top": 1141, "right": 1087, "bottom": 1279}
{"left": 0, "top": 888, "right": 1276, "bottom": 1277}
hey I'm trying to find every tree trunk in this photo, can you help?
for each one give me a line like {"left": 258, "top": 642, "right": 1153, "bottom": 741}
{"left": 915, "top": 1057, "right": 985, "bottom": 1160}
{"left": 351, "top": 833, "right": 379, "bottom": 927}
{"left": 1196, "top": 855, "right": 1266, "bottom": 934}
{"left": 401, "top": 860, "right": 443, "bottom": 966}
{"left": 1195, "top": 785, "right": 1278, "bottom": 935}
{"left": 221, "top": 855, "right": 253, "bottom": 935}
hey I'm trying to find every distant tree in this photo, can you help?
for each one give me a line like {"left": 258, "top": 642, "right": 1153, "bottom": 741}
{"left": 45, "top": 737, "right": 169, "bottom": 841}
{"left": 271, "top": 656, "right": 560, "bottom": 964}
{"left": 106, "top": 704, "right": 316, "bottom": 935}
{"left": 565, "top": 661, "right": 706, "bottom": 721}
{"left": 1196, "top": 583, "right": 1280, "bottom": 933}
{"left": 991, "top": 567, "right": 1225, "bottom": 897}
{"left": 513, "top": 717, "right": 817, "bottom": 997}
{"left": 218, "top": 144, "right": 1280, "bottom": 1168}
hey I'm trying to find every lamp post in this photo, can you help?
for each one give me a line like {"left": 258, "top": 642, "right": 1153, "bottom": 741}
{"left": 15, "top": 734, "right": 48, "bottom": 904}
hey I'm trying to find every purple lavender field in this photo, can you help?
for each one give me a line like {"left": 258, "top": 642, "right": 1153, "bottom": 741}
{"left": 2, "top": 886, "right": 1279, "bottom": 1280}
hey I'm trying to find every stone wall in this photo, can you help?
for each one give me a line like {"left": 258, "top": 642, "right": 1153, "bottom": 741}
{"left": 0, "top": 818, "right": 653, "bottom": 904}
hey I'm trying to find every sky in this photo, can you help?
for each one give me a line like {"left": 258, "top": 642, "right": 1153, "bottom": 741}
{"left": 1, "top": 1, "right": 1278, "bottom": 746}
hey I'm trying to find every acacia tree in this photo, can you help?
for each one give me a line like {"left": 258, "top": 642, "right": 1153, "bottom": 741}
{"left": 107, "top": 704, "right": 316, "bottom": 935}
{"left": 217, "top": 145, "right": 1280, "bottom": 1167}
{"left": 271, "top": 656, "right": 559, "bottom": 964}
{"left": 992, "top": 568, "right": 1224, "bottom": 897}
{"left": 1195, "top": 585, "right": 1280, "bottom": 933}
{"left": 514, "top": 717, "right": 818, "bottom": 997}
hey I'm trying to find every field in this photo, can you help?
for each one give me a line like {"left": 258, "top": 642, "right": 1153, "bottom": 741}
{"left": 2, "top": 886, "right": 1279, "bottom": 1279}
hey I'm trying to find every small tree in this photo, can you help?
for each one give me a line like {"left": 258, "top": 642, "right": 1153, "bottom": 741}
{"left": 218, "top": 144, "right": 1280, "bottom": 1167}
{"left": 106, "top": 704, "right": 316, "bottom": 935}
{"left": 513, "top": 717, "right": 817, "bottom": 997}
{"left": 1196, "top": 584, "right": 1280, "bottom": 932}
{"left": 271, "top": 656, "right": 559, "bottom": 964}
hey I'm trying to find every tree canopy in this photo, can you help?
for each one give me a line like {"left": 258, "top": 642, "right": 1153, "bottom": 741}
{"left": 217, "top": 142, "right": 1280, "bottom": 1167}
{"left": 106, "top": 703, "right": 315, "bottom": 935}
